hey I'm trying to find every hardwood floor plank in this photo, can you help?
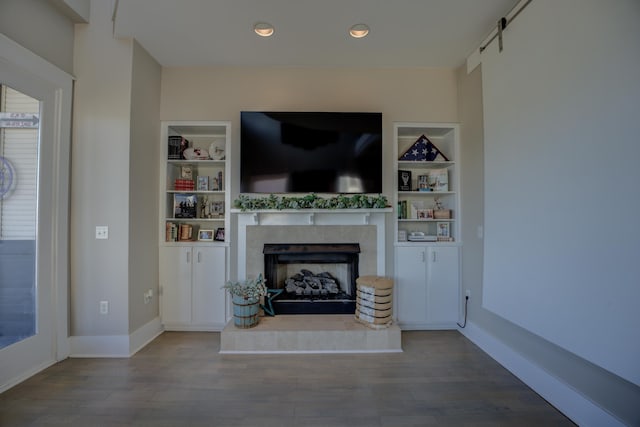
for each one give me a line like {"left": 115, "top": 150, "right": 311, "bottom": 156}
{"left": 0, "top": 330, "right": 575, "bottom": 426}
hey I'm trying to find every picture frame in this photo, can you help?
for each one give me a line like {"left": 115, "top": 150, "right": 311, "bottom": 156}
{"left": 417, "top": 209, "right": 434, "bottom": 219}
{"left": 198, "top": 229, "right": 214, "bottom": 241}
{"left": 214, "top": 227, "right": 225, "bottom": 242}
{"left": 436, "top": 222, "right": 450, "bottom": 238}
{"left": 174, "top": 193, "right": 197, "bottom": 218}
{"left": 197, "top": 176, "right": 209, "bottom": 191}
{"left": 417, "top": 175, "right": 430, "bottom": 191}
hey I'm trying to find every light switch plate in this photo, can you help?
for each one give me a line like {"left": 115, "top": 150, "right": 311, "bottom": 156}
{"left": 96, "top": 226, "right": 109, "bottom": 239}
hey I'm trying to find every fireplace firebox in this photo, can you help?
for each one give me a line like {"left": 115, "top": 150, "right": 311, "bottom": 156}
{"left": 263, "top": 243, "right": 360, "bottom": 314}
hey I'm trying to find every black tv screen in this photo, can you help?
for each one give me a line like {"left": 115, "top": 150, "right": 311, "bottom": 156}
{"left": 240, "top": 111, "right": 383, "bottom": 194}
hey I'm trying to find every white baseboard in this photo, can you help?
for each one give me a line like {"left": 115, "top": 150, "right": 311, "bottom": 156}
{"left": 129, "top": 317, "right": 163, "bottom": 356}
{"left": 460, "top": 321, "right": 624, "bottom": 427}
{"left": 0, "top": 359, "right": 57, "bottom": 394}
{"left": 70, "top": 317, "right": 163, "bottom": 358}
{"left": 70, "top": 334, "right": 130, "bottom": 357}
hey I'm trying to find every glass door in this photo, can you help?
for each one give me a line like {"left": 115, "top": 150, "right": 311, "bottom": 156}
{"left": 0, "top": 55, "right": 62, "bottom": 389}
{"left": 0, "top": 84, "right": 40, "bottom": 349}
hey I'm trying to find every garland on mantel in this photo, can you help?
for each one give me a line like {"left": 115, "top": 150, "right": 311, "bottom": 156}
{"left": 233, "top": 193, "right": 388, "bottom": 211}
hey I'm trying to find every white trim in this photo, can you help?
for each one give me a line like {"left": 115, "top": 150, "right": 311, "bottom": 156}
{"left": 0, "top": 359, "right": 57, "bottom": 394}
{"left": 70, "top": 335, "right": 131, "bottom": 358}
{"left": 0, "top": 34, "right": 73, "bottom": 362}
{"left": 129, "top": 317, "right": 163, "bottom": 356}
{"left": 70, "top": 317, "right": 164, "bottom": 358}
{"left": 459, "top": 321, "right": 625, "bottom": 427}
{"left": 0, "top": 34, "right": 75, "bottom": 85}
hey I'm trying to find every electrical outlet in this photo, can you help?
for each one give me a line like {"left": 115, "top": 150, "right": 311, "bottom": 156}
{"left": 144, "top": 289, "right": 153, "bottom": 304}
{"left": 99, "top": 300, "right": 109, "bottom": 314}
{"left": 465, "top": 289, "right": 471, "bottom": 298}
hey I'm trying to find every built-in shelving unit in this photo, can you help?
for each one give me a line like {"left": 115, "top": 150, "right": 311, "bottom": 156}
{"left": 393, "top": 122, "right": 462, "bottom": 330}
{"left": 160, "top": 122, "right": 231, "bottom": 245}
{"left": 158, "top": 121, "right": 231, "bottom": 331}
{"left": 393, "top": 123, "right": 460, "bottom": 245}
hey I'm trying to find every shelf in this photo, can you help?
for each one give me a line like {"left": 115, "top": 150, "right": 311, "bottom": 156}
{"left": 167, "top": 190, "right": 225, "bottom": 194}
{"left": 398, "top": 219, "right": 455, "bottom": 222}
{"left": 165, "top": 217, "right": 224, "bottom": 222}
{"left": 397, "top": 160, "right": 455, "bottom": 168}
{"left": 394, "top": 122, "right": 459, "bottom": 244}
{"left": 395, "top": 241, "right": 461, "bottom": 247}
{"left": 161, "top": 120, "right": 231, "bottom": 246}
{"left": 167, "top": 159, "right": 225, "bottom": 165}
{"left": 398, "top": 191, "right": 455, "bottom": 196}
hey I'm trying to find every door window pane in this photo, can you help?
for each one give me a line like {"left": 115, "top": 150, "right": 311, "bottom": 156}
{"left": 0, "top": 84, "right": 39, "bottom": 349}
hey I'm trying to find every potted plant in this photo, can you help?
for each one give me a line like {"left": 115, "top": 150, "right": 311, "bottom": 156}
{"left": 223, "top": 274, "right": 267, "bottom": 328}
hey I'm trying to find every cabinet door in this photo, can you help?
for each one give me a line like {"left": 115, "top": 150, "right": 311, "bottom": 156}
{"left": 426, "top": 246, "right": 460, "bottom": 325}
{"left": 160, "top": 246, "right": 193, "bottom": 325}
{"left": 192, "top": 246, "right": 227, "bottom": 326}
{"left": 394, "top": 246, "right": 428, "bottom": 325}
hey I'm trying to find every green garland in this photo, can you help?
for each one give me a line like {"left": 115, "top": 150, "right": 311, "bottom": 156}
{"left": 233, "top": 193, "right": 388, "bottom": 211}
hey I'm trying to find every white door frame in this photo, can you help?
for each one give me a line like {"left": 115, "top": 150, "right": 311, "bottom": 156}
{"left": 0, "top": 34, "right": 72, "bottom": 392}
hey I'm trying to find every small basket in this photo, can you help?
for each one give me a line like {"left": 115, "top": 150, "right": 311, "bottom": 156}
{"left": 434, "top": 209, "right": 451, "bottom": 219}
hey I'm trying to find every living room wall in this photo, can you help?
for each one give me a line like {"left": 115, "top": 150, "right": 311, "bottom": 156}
{"left": 160, "top": 66, "right": 459, "bottom": 277}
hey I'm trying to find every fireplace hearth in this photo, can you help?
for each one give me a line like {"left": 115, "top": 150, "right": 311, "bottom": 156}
{"left": 263, "top": 243, "right": 360, "bottom": 315}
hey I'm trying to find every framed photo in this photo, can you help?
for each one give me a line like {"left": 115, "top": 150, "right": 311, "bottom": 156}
{"left": 214, "top": 227, "right": 225, "bottom": 242}
{"left": 436, "top": 222, "right": 450, "bottom": 238}
{"left": 198, "top": 229, "right": 214, "bottom": 241}
{"left": 197, "top": 176, "right": 209, "bottom": 191}
{"left": 417, "top": 175, "right": 430, "bottom": 191}
{"left": 417, "top": 209, "right": 434, "bottom": 219}
{"left": 174, "top": 193, "right": 197, "bottom": 218}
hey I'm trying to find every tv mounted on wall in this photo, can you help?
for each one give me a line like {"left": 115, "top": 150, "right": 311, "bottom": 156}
{"left": 240, "top": 111, "right": 383, "bottom": 194}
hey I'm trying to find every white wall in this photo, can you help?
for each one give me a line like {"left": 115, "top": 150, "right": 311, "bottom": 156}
{"left": 457, "top": 1, "right": 640, "bottom": 424}
{"left": 128, "top": 40, "right": 161, "bottom": 333}
{"left": 71, "top": 0, "right": 132, "bottom": 336}
{"left": 481, "top": 0, "right": 640, "bottom": 387}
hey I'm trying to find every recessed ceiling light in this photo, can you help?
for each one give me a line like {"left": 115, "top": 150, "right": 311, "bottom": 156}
{"left": 349, "top": 24, "right": 369, "bottom": 38}
{"left": 254, "top": 22, "right": 275, "bottom": 37}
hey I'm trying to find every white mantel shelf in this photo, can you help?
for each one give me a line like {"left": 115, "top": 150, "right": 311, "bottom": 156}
{"left": 231, "top": 208, "right": 392, "bottom": 225}
{"left": 233, "top": 208, "right": 392, "bottom": 281}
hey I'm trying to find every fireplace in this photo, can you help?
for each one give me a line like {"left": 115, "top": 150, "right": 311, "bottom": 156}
{"left": 263, "top": 243, "right": 360, "bottom": 315}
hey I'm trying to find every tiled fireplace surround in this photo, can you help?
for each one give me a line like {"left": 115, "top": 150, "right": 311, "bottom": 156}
{"left": 236, "top": 210, "right": 387, "bottom": 281}
{"left": 220, "top": 210, "right": 402, "bottom": 353}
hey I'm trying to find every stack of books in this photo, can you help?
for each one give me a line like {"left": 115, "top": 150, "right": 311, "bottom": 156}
{"left": 165, "top": 222, "right": 178, "bottom": 241}
{"left": 174, "top": 179, "right": 194, "bottom": 191}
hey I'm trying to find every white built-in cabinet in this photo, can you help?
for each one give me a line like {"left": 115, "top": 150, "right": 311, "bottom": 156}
{"left": 393, "top": 122, "right": 462, "bottom": 329}
{"left": 159, "top": 121, "right": 230, "bottom": 330}
{"left": 394, "top": 246, "right": 460, "bottom": 329}
{"left": 160, "top": 246, "right": 227, "bottom": 330}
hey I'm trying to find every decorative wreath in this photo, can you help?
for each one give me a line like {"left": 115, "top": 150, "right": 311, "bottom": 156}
{"left": 0, "top": 156, "right": 17, "bottom": 199}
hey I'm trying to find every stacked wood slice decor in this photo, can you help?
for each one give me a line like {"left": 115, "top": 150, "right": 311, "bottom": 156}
{"left": 355, "top": 276, "right": 394, "bottom": 329}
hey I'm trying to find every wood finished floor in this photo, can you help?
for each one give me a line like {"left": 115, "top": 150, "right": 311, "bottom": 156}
{"left": 0, "top": 330, "right": 575, "bottom": 427}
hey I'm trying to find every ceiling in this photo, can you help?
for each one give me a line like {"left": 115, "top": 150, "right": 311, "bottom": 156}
{"left": 113, "top": 0, "right": 519, "bottom": 69}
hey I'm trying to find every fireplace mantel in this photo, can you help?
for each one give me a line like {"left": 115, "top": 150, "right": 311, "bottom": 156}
{"left": 233, "top": 208, "right": 392, "bottom": 282}
{"left": 230, "top": 208, "right": 391, "bottom": 225}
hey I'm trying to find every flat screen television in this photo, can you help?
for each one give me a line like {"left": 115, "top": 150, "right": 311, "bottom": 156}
{"left": 240, "top": 111, "right": 383, "bottom": 194}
